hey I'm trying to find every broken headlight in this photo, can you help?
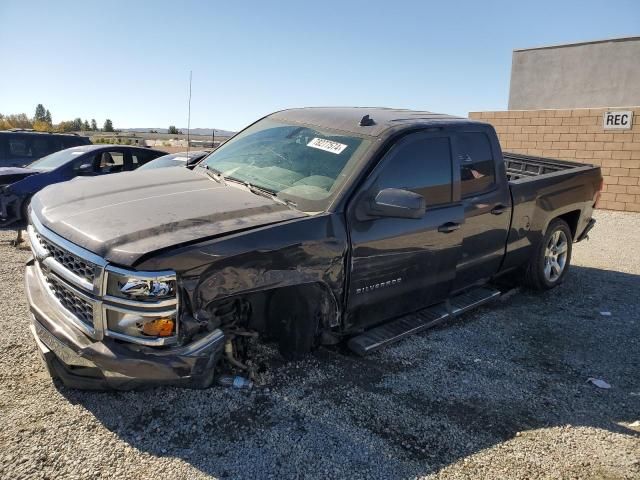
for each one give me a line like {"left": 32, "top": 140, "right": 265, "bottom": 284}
{"left": 103, "top": 267, "right": 179, "bottom": 344}
{"left": 105, "top": 268, "right": 177, "bottom": 301}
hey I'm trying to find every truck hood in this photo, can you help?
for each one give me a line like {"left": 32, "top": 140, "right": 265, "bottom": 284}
{"left": 0, "top": 167, "right": 41, "bottom": 186}
{"left": 31, "top": 167, "right": 306, "bottom": 266}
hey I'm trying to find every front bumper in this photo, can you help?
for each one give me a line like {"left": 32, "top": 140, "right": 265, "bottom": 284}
{"left": 25, "top": 261, "right": 225, "bottom": 390}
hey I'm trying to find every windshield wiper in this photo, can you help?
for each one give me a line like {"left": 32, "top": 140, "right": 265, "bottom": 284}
{"left": 245, "top": 182, "right": 286, "bottom": 205}
{"left": 201, "top": 164, "right": 226, "bottom": 185}
{"left": 200, "top": 166, "right": 298, "bottom": 209}
{"left": 242, "top": 182, "right": 298, "bottom": 209}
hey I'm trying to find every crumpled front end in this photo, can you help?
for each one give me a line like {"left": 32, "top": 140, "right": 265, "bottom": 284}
{"left": 24, "top": 213, "right": 225, "bottom": 390}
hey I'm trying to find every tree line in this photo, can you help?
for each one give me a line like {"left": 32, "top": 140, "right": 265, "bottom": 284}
{"left": 0, "top": 104, "right": 115, "bottom": 133}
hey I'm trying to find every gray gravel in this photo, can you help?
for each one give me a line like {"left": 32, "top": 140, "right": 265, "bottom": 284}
{"left": 1, "top": 210, "right": 639, "bottom": 479}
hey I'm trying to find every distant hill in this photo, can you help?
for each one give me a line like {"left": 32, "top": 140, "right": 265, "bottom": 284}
{"left": 124, "top": 127, "right": 236, "bottom": 137}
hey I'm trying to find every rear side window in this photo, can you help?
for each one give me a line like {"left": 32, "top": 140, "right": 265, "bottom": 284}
{"left": 131, "top": 150, "right": 160, "bottom": 169}
{"left": 8, "top": 135, "right": 30, "bottom": 158}
{"left": 48, "top": 137, "right": 66, "bottom": 152}
{"left": 63, "top": 137, "right": 86, "bottom": 148}
{"left": 457, "top": 132, "right": 495, "bottom": 197}
{"left": 31, "top": 137, "right": 51, "bottom": 157}
{"left": 376, "top": 135, "right": 452, "bottom": 207}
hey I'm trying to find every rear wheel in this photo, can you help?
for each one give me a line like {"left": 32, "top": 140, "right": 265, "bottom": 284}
{"left": 523, "top": 219, "right": 572, "bottom": 290}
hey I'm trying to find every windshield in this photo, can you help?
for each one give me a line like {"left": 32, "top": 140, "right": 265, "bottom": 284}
{"left": 29, "top": 147, "right": 86, "bottom": 171}
{"left": 200, "top": 118, "right": 371, "bottom": 211}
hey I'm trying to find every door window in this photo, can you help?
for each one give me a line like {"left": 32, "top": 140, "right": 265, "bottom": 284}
{"left": 131, "top": 150, "right": 157, "bottom": 169}
{"left": 96, "top": 151, "right": 125, "bottom": 173}
{"left": 376, "top": 135, "right": 452, "bottom": 207}
{"left": 457, "top": 132, "right": 495, "bottom": 197}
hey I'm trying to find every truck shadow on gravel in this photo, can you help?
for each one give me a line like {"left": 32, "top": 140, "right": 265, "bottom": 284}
{"left": 59, "top": 265, "right": 640, "bottom": 479}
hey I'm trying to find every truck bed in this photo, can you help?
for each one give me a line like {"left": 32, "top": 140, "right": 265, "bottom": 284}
{"left": 501, "top": 151, "right": 602, "bottom": 273}
{"left": 504, "top": 152, "right": 590, "bottom": 181}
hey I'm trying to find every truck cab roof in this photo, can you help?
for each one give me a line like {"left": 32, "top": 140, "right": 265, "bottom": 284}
{"left": 270, "top": 107, "right": 480, "bottom": 138}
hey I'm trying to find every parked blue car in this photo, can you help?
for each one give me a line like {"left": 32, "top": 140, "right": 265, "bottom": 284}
{"left": 0, "top": 144, "right": 165, "bottom": 228}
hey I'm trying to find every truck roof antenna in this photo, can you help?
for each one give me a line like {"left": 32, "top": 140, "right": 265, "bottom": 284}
{"left": 359, "top": 114, "right": 375, "bottom": 126}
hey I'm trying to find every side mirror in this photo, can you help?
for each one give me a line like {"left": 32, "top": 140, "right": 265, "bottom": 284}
{"left": 366, "top": 188, "right": 426, "bottom": 219}
{"left": 77, "top": 163, "right": 94, "bottom": 175}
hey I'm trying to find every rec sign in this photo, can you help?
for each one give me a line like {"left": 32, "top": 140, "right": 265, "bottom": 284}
{"left": 603, "top": 110, "right": 633, "bottom": 130}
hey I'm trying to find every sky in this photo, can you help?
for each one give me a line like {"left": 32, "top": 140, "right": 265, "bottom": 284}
{"left": 1, "top": 0, "right": 639, "bottom": 132}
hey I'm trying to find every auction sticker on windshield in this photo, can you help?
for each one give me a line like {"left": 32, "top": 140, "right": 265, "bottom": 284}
{"left": 307, "top": 137, "right": 348, "bottom": 155}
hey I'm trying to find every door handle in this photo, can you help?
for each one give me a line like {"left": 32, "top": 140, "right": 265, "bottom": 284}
{"left": 438, "top": 222, "right": 460, "bottom": 233}
{"left": 491, "top": 204, "right": 508, "bottom": 215}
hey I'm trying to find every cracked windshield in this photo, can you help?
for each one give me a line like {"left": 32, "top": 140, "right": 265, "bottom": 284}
{"left": 201, "top": 118, "right": 371, "bottom": 210}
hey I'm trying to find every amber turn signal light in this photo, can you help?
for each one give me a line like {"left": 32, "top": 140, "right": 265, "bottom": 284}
{"left": 142, "top": 318, "right": 175, "bottom": 337}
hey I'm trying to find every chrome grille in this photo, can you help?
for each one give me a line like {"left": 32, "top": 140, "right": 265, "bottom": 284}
{"left": 29, "top": 212, "right": 178, "bottom": 346}
{"left": 36, "top": 232, "right": 96, "bottom": 283}
{"left": 45, "top": 273, "right": 94, "bottom": 326}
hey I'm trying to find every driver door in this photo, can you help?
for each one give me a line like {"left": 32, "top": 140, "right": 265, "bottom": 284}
{"left": 346, "top": 132, "right": 464, "bottom": 331}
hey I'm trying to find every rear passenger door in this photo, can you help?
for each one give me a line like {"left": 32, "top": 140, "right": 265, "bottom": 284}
{"left": 451, "top": 131, "right": 511, "bottom": 292}
{"left": 346, "top": 132, "right": 464, "bottom": 330}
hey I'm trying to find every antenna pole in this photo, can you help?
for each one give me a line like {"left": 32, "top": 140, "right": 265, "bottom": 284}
{"left": 186, "top": 70, "right": 192, "bottom": 156}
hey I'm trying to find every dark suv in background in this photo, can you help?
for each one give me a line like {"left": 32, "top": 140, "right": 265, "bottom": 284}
{"left": 0, "top": 129, "right": 91, "bottom": 168}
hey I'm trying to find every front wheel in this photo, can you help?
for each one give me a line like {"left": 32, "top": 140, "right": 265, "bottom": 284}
{"left": 523, "top": 219, "right": 572, "bottom": 290}
{"left": 267, "top": 288, "right": 319, "bottom": 360}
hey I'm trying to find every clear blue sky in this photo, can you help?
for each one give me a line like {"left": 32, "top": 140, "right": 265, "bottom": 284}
{"left": 1, "top": 0, "right": 638, "bottom": 131}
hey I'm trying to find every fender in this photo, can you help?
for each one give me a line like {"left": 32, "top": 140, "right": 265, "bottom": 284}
{"left": 137, "top": 213, "right": 350, "bottom": 331}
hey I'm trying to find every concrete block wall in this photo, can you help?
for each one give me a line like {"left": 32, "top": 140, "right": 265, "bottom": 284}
{"left": 469, "top": 106, "right": 640, "bottom": 212}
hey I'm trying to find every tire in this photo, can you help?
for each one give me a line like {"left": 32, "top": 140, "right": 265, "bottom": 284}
{"left": 20, "top": 196, "right": 32, "bottom": 225}
{"left": 267, "top": 288, "right": 318, "bottom": 360}
{"left": 523, "top": 219, "right": 573, "bottom": 290}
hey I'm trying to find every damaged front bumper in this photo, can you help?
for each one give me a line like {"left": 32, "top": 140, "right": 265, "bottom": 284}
{"left": 25, "top": 262, "right": 225, "bottom": 390}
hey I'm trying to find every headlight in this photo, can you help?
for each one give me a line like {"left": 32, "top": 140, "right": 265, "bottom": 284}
{"left": 103, "top": 267, "right": 179, "bottom": 344}
{"left": 118, "top": 278, "right": 175, "bottom": 298}
{"left": 105, "top": 268, "right": 177, "bottom": 301}
{"left": 106, "top": 311, "right": 176, "bottom": 338}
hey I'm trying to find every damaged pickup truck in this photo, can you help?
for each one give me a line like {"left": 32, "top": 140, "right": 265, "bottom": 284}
{"left": 25, "top": 107, "right": 603, "bottom": 390}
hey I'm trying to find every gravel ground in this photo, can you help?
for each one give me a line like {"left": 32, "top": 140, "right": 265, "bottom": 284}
{"left": 1, "top": 210, "right": 639, "bottom": 479}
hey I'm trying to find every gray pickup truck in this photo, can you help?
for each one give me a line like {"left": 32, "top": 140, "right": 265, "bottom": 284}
{"left": 24, "top": 108, "right": 602, "bottom": 389}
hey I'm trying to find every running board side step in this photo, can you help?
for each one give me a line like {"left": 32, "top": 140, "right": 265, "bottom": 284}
{"left": 347, "top": 286, "right": 501, "bottom": 356}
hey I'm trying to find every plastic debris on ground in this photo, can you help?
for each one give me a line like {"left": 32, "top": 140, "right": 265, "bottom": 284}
{"left": 586, "top": 377, "right": 611, "bottom": 389}
{"left": 217, "top": 375, "right": 253, "bottom": 389}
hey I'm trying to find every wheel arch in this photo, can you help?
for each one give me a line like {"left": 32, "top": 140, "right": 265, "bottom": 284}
{"left": 541, "top": 208, "right": 581, "bottom": 240}
{"left": 195, "top": 279, "right": 342, "bottom": 334}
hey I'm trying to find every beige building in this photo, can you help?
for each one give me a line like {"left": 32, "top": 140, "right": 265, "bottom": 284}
{"left": 470, "top": 37, "right": 640, "bottom": 212}
{"left": 469, "top": 107, "right": 640, "bottom": 212}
